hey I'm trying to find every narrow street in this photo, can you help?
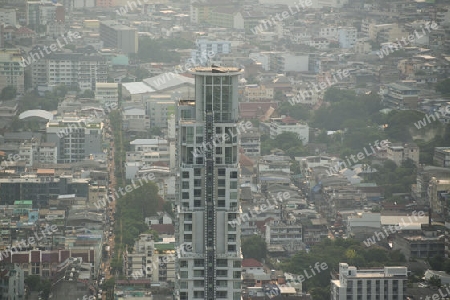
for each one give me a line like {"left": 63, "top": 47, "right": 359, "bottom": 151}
{"left": 102, "top": 121, "right": 116, "bottom": 300}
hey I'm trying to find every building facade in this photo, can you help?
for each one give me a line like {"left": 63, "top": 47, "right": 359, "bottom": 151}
{"left": 31, "top": 53, "right": 108, "bottom": 91}
{"left": 0, "top": 49, "right": 25, "bottom": 95}
{"left": 331, "top": 263, "right": 407, "bottom": 300}
{"left": 434, "top": 147, "right": 450, "bottom": 168}
{"left": 99, "top": 21, "right": 138, "bottom": 54}
{"left": 46, "top": 118, "right": 104, "bottom": 164}
{"left": 175, "top": 67, "right": 243, "bottom": 300}
{"left": 95, "top": 82, "right": 119, "bottom": 107}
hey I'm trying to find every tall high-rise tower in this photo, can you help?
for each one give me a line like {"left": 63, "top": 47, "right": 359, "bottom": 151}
{"left": 175, "top": 67, "right": 243, "bottom": 300}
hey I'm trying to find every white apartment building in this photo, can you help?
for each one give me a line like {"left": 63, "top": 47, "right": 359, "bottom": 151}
{"left": 311, "top": 0, "right": 349, "bottom": 8}
{"left": 338, "top": 27, "right": 357, "bottom": 48}
{"left": 243, "top": 85, "right": 274, "bottom": 101}
{"left": 275, "top": 53, "right": 309, "bottom": 73}
{"left": 240, "top": 130, "right": 261, "bottom": 157}
{"left": 130, "top": 139, "right": 169, "bottom": 153}
{"left": 320, "top": 27, "right": 339, "bottom": 39}
{"left": 0, "top": 8, "right": 16, "bottom": 26}
{"left": 319, "top": 26, "right": 357, "bottom": 48}
{"left": 437, "top": 8, "right": 450, "bottom": 25}
{"left": 32, "top": 53, "right": 108, "bottom": 92}
{"left": 175, "top": 67, "right": 242, "bottom": 300}
{"left": 123, "top": 234, "right": 154, "bottom": 280}
{"left": 0, "top": 264, "right": 25, "bottom": 300}
{"left": 19, "top": 141, "right": 36, "bottom": 166}
{"left": 123, "top": 234, "right": 176, "bottom": 283}
{"left": 26, "top": 1, "right": 64, "bottom": 29}
{"left": 250, "top": 52, "right": 307, "bottom": 72}
{"left": 265, "top": 219, "right": 303, "bottom": 247}
{"left": 126, "top": 150, "right": 170, "bottom": 167}
{"left": 269, "top": 117, "right": 309, "bottom": 145}
{"left": 331, "top": 263, "right": 407, "bottom": 300}
{"left": 0, "top": 49, "right": 25, "bottom": 94}
{"left": 123, "top": 107, "right": 150, "bottom": 132}
{"left": 95, "top": 82, "right": 119, "bottom": 107}
{"left": 146, "top": 99, "right": 176, "bottom": 129}
{"left": 152, "top": 242, "right": 176, "bottom": 283}
{"left": 306, "top": 38, "right": 330, "bottom": 49}
{"left": 191, "top": 39, "right": 230, "bottom": 64}
{"left": 36, "top": 142, "right": 58, "bottom": 164}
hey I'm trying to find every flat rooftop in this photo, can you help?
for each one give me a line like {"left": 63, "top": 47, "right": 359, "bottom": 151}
{"left": 189, "top": 66, "right": 243, "bottom": 75}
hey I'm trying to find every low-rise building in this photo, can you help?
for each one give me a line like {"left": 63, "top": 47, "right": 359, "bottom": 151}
{"left": 392, "top": 225, "right": 445, "bottom": 260}
{"left": 123, "top": 106, "right": 150, "bottom": 132}
{"left": 381, "top": 83, "right": 420, "bottom": 110}
{"left": 0, "top": 49, "right": 24, "bottom": 94}
{"left": 434, "top": 147, "right": 450, "bottom": 168}
{"left": 95, "top": 83, "right": 119, "bottom": 107}
{"left": 268, "top": 117, "right": 309, "bottom": 144}
{"left": 428, "top": 177, "right": 450, "bottom": 216}
{"left": 123, "top": 234, "right": 175, "bottom": 283}
{"left": 46, "top": 117, "right": 104, "bottom": 163}
{"left": 240, "top": 130, "right": 261, "bottom": 158}
{"left": 265, "top": 218, "right": 302, "bottom": 251}
{"left": 347, "top": 213, "right": 381, "bottom": 241}
{"left": 386, "top": 142, "right": 419, "bottom": 166}
{"left": 0, "top": 264, "right": 25, "bottom": 300}
{"left": 331, "top": 263, "right": 407, "bottom": 300}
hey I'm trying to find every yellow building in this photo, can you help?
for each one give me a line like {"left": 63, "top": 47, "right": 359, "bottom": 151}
{"left": 83, "top": 19, "right": 100, "bottom": 30}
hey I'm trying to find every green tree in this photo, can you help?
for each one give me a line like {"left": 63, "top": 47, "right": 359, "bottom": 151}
{"left": 24, "top": 275, "right": 41, "bottom": 290}
{"left": 428, "top": 275, "right": 441, "bottom": 288}
{"left": 25, "top": 276, "right": 51, "bottom": 300}
{"left": 278, "top": 102, "right": 311, "bottom": 121}
{"left": 261, "top": 132, "right": 306, "bottom": 157}
{"left": 149, "top": 127, "right": 163, "bottom": 137}
{"left": 436, "top": 78, "right": 450, "bottom": 96}
{"left": 0, "top": 86, "right": 17, "bottom": 100}
{"left": 79, "top": 89, "right": 95, "bottom": 98}
{"left": 133, "top": 67, "right": 150, "bottom": 81}
{"left": 64, "top": 44, "right": 76, "bottom": 51}
{"left": 138, "top": 38, "right": 193, "bottom": 63}
{"left": 241, "top": 235, "right": 267, "bottom": 261}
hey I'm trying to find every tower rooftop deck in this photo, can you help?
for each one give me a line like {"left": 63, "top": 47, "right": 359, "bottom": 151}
{"left": 189, "top": 66, "right": 244, "bottom": 75}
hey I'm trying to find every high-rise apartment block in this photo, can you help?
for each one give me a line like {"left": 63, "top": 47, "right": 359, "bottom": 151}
{"left": 175, "top": 67, "right": 243, "bottom": 300}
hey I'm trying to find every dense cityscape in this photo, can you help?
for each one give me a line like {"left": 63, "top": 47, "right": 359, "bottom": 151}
{"left": 0, "top": 0, "right": 449, "bottom": 299}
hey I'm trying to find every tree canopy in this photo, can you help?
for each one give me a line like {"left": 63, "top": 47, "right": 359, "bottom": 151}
{"left": 241, "top": 235, "right": 267, "bottom": 261}
{"left": 138, "top": 38, "right": 193, "bottom": 63}
{"left": 436, "top": 78, "right": 450, "bottom": 96}
{"left": 280, "top": 239, "right": 406, "bottom": 300}
{"left": 0, "top": 86, "right": 16, "bottom": 100}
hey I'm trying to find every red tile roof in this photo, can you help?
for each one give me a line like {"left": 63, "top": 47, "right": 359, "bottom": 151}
{"left": 240, "top": 154, "right": 254, "bottom": 167}
{"left": 31, "top": 250, "right": 40, "bottom": 263}
{"left": 242, "top": 258, "right": 263, "bottom": 268}
{"left": 42, "top": 252, "right": 59, "bottom": 263}
{"left": 239, "top": 102, "right": 278, "bottom": 119}
{"left": 152, "top": 161, "right": 169, "bottom": 167}
{"left": 12, "top": 253, "right": 28, "bottom": 263}
{"left": 281, "top": 116, "right": 299, "bottom": 124}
